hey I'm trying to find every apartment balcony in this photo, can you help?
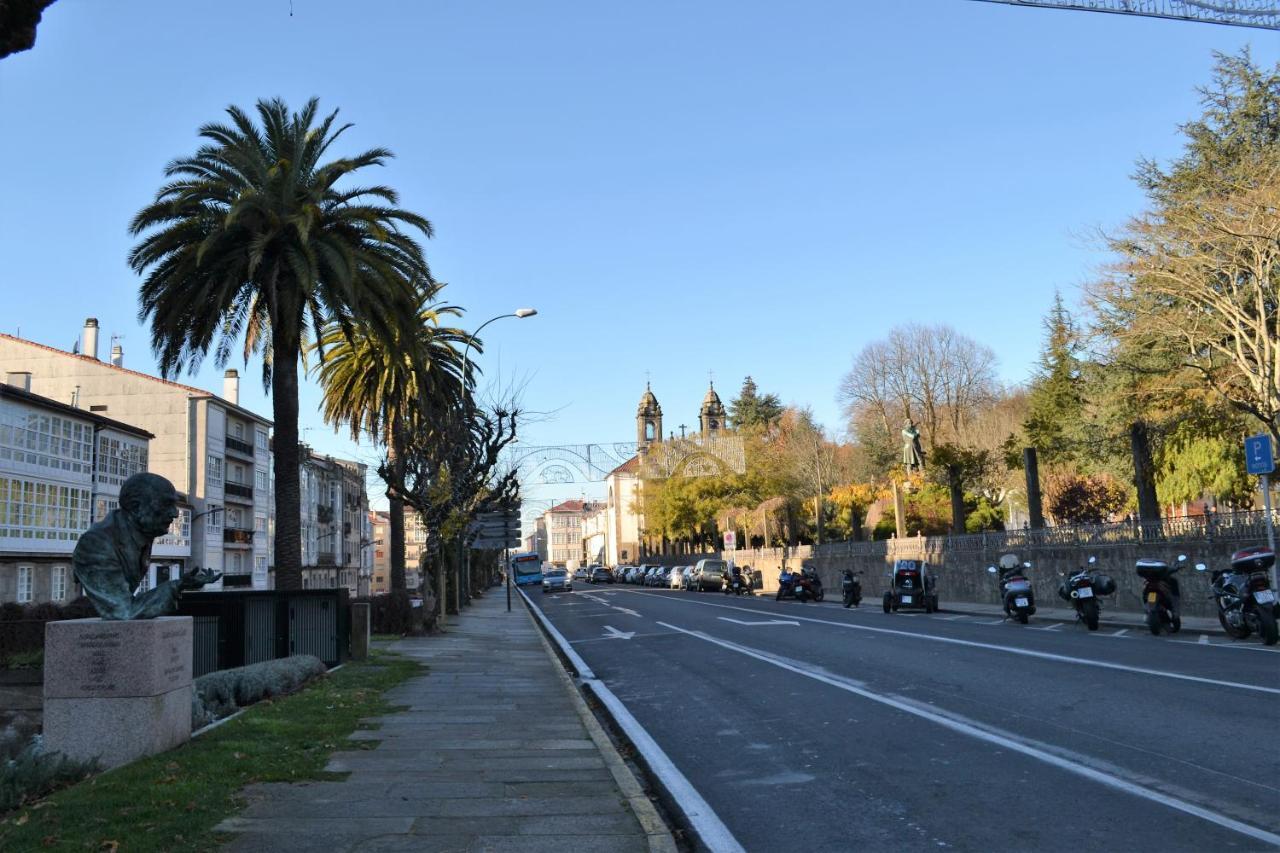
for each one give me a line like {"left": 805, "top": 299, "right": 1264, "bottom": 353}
{"left": 316, "top": 550, "right": 336, "bottom": 567}
{"left": 225, "top": 481, "right": 254, "bottom": 502}
{"left": 225, "top": 436, "right": 255, "bottom": 458}
{"left": 223, "top": 527, "right": 254, "bottom": 546}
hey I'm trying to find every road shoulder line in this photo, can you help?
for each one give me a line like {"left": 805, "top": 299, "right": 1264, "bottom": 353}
{"left": 520, "top": 589, "right": 746, "bottom": 853}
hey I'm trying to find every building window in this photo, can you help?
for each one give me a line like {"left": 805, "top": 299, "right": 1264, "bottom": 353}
{"left": 206, "top": 504, "right": 222, "bottom": 536}
{"left": 233, "top": 422, "right": 244, "bottom": 440}
{"left": 0, "top": 477, "right": 91, "bottom": 541}
{"left": 227, "top": 507, "right": 243, "bottom": 529}
{"left": 16, "top": 565, "right": 33, "bottom": 603}
{"left": 95, "top": 435, "right": 148, "bottom": 488}
{"left": 51, "top": 565, "right": 67, "bottom": 602}
{"left": 256, "top": 428, "right": 268, "bottom": 449}
{"left": 254, "top": 513, "right": 266, "bottom": 534}
{"left": 0, "top": 410, "right": 93, "bottom": 475}
{"left": 157, "top": 508, "right": 191, "bottom": 547}
{"left": 207, "top": 454, "right": 223, "bottom": 488}
{"left": 229, "top": 462, "right": 245, "bottom": 485}
{"left": 94, "top": 496, "right": 119, "bottom": 523}
{"left": 255, "top": 469, "right": 268, "bottom": 493}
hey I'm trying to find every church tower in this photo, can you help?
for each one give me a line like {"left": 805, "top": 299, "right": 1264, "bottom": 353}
{"left": 699, "top": 382, "right": 726, "bottom": 438}
{"left": 636, "top": 383, "right": 663, "bottom": 455}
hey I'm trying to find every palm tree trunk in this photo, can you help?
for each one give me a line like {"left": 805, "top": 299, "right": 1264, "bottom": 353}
{"left": 387, "top": 420, "right": 407, "bottom": 593}
{"left": 272, "top": 335, "right": 303, "bottom": 590}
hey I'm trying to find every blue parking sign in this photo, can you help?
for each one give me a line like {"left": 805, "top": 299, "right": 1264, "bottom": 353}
{"left": 1244, "top": 434, "right": 1274, "bottom": 475}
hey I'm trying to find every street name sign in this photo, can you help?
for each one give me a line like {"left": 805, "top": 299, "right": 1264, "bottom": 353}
{"left": 1245, "top": 434, "right": 1274, "bottom": 475}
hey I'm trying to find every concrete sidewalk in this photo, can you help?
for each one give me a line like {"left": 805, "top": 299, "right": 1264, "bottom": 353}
{"left": 218, "top": 591, "right": 676, "bottom": 853}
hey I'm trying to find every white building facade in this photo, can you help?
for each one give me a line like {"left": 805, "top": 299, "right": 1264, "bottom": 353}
{"left": 0, "top": 324, "right": 269, "bottom": 591}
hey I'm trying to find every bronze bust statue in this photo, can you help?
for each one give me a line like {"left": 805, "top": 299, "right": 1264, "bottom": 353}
{"left": 72, "top": 472, "right": 221, "bottom": 620}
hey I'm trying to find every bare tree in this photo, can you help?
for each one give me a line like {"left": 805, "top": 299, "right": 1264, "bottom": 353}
{"left": 839, "top": 324, "right": 999, "bottom": 455}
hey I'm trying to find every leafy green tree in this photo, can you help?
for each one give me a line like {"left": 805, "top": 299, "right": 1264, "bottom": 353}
{"left": 130, "top": 98, "right": 431, "bottom": 589}
{"left": 728, "top": 376, "right": 783, "bottom": 430}
{"left": 313, "top": 286, "right": 471, "bottom": 591}
{"left": 1091, "top": 51, "right": 1280, "bottom": 444}
{"left": 1155, "top": 407, "right": 1254, "bottom": 508}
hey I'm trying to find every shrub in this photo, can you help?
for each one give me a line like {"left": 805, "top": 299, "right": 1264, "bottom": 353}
{"left": 357, "top": 591, "right": 418, "bottom": 636}
{"left": 0, "top": 736, "right": 97, "bottom": 814}
{"left": 191, "top": 655, "right": 327, "bottom": 729}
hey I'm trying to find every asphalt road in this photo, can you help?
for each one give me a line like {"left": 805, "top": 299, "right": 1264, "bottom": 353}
{"left": 529, "top": 585, "right": 1280, "bottom": 853}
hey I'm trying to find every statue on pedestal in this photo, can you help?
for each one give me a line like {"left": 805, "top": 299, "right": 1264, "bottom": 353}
{"left": 72, "top": 472, "right": 221, "bottom": 620}
{"left": 902, "top": 420, "right": 925, "bottom": 473}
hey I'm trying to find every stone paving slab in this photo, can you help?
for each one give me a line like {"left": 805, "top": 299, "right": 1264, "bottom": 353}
{"left": 218, "top": 591, "right": 674, "bottom": 852}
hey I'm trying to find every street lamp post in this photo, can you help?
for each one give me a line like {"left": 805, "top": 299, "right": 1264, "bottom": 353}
{"left": 440, "top": 308, "right": 538, "bottom": 624}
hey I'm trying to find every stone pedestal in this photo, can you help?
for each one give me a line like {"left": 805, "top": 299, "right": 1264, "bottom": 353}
{"left": 350, "top": 603, "right": 370, "bottom": 660}
{"left": 43, "top": 616, "right": 193, "bottom": 769}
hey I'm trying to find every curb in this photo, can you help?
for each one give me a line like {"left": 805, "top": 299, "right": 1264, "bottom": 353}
{"left": 524, "top": 603, "right": 679, "bottom": 853}
{"left": 519, "top": 588, "right": 746, "bottom": 853}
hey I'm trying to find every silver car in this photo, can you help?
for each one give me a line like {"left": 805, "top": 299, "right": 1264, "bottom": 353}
{"left": 669, "top": 566, "right": 686, "bottom": 589}
{"left": 542, "top": 568, "right": 572, "bottom": 593}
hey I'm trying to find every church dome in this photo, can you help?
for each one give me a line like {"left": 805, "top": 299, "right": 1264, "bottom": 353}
{"left": 700, "top": 383, "right": 724, "bottom": 414}
{"left": 637, "top": 383, "right": 662, "bottom": 416}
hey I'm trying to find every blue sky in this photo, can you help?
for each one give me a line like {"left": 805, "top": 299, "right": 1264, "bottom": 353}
{"left": 1, "top": 0, "right": 1275, "bottom": 514}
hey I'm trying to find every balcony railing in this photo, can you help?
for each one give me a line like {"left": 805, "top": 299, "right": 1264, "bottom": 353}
{"left": 225, "top": 436, "right": 255, "bottom": 457}
{"left": 224, "top": 527, "right": 254, "bottom": 545}
{"left": 225, "top": 482, "right": 254, "bottom": 500}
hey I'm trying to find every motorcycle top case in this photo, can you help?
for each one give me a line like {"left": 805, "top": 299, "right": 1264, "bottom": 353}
{"left": 1092, "top": 574, "right": 1117, "bottom": 595}
{"left": 1135, "top": 559, "right": 1175, "bottom": 580}
{"left": 1230, "top": 546, "right": 1276, "bottom": 572}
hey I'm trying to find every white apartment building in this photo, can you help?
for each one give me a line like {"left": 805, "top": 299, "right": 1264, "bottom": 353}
{"left": 299, "top": 449, "right": 370, "bottom": 598}
{"left": 0, "top": 320, "right": 271, "bottom": 591}
{"left": 543, "top": 500, "right": 605, "bottom": 568}
{"left": 0, "top": 378, "right": 191, "bottom": 604}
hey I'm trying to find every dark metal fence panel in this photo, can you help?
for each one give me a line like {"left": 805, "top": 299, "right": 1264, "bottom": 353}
{"left": 289, "top": 596, "right": 339, "bottom": 662}
{"left": 244, "top": 597, "right": 277, "bottom": 665}
{"left": 192, "top": 615, "right": 220, "bottom": 677}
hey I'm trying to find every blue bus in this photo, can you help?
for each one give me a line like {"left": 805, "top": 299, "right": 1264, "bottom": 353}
{"left": 510, "top": 552, "right": 544, "bottom": 586}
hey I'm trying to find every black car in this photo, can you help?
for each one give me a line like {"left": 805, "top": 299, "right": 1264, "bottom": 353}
{"left": 589, "top": 566, "right": 615, "bottom": 584}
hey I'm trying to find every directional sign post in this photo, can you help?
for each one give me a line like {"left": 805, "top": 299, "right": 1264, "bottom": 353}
{"left": 1244, "top": 434, "right": 1277, "bottom": 585}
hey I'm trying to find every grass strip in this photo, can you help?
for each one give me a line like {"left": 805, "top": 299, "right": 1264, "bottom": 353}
{"left": 0, "top": 650, "right": 421, "bottom": 852}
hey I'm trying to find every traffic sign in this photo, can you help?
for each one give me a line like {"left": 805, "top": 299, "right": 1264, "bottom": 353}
{"left": 723, "top": 530, "right": 737, "bottom": 551}
{"left": 1245, "top": 434, "right": 1274, "bottom": 475}
{"left": 473, "top": 536, "right": 522, "bottom": 549}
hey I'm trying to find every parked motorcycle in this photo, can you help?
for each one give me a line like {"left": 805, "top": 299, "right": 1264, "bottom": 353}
{"left": 723, "top": 565, "right": 753, "bottom": 596}
{"left": 1056, "top": 555, "right": 1115, "bottom": 631}
{"left": 989, "top": 554, "right": 1035, "bottom": 624}
{"left": 1136, "top": 554, "right": 1185, "bottom": 635}
{"left": 1199, "top": 546, "right": 1278, "bottom": 646}
{"left": 776, "top": 567, "right": 821, "bottom": 602}
{"left": 842, "top": 569, "right": 863, "bottom": 608}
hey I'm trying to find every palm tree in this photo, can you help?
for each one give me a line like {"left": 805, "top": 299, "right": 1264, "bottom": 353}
{"left": 129, "top": 97, "right": 432, "bottom": 590}
{"left": 312, "top": 284, "right": 472, "bottom": 592}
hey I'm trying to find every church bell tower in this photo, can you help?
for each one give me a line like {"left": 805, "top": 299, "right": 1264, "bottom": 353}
{"left": 636, "top": 383, "right": 663, "bottom": 455}
{"left": 699, "top": 382, "right": 726, "bottom": 438}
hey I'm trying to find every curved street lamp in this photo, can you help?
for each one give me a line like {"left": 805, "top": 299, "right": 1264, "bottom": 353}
{"left": 462, "top": 308, "right": 538, "bottom": 395}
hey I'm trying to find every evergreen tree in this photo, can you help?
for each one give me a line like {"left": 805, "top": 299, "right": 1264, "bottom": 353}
{"left": 728, "top": 376, "right": 783, "bottom": 430}
{"left": 1023, "top": 292, "right": 1084, "bottom": 465}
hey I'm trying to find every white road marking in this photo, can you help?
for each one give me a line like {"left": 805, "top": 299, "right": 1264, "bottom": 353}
{"left": 1199, "top": 634, "right": 1211, "bottom": 645}
{"left": 613, "top": 607, "right": 643, "bottom": 617}
{"left": 1029, "top": 623, "right": 1063, "bottom": 632}
{"left": 717, "top": 617, "right": 800, "bottom": 626}
{"left": 602, "top": 625, "right": 635, "bottom": 640}
{"left": 1110, "top": 629, "right": 1130, "bottom": 637}
{"left": 936, "top": 614, "right": 968, "bottom": 621}
{"left": 656, "top": 620, "right": 1280, "bottom": 849}
{"left": 621, "top": 592, "right": 1280, "bottom": 696}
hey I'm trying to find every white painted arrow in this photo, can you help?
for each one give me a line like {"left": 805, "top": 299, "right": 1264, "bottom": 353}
{"left": 613, "top": 607, "right": 642, "bottom": 617}
{"left": 602, "top": 625, "right": 635, "bottom": 640}
{"left": 717, "top": 617, "right": 800, "bottom": 626}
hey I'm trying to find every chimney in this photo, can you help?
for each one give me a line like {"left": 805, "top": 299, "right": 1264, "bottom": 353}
{"left": 5, "top": 371, "right": 31, "bottom": 392}
{"left": 83, "top": 318, "right": 99, "bottom": 360}
{"left": 110, "top": 342, "right": 123, "bottom": 367}
{"left": 223, "top": 369, "right": 240, "bottom": 405}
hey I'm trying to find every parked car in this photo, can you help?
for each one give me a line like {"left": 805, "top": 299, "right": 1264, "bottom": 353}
{"left": 589, "top": 566, "right": 614, "bottom": 584}
{"left": 651, "top": 567, "right": 670, "bottom": 586}
{"left": 692, "top": 559, "right": 726, "bottom": 592}
{"left": 573, "top": 567, "right": 590, "bottom": 581}
{"left": 670, "top": 566, "right": 687, "bottom": 589}
{"left": 680, "top": 566, "right": 697, "bottom": 590}
{"left": 542, "top": 568, "right": 572, "bottom": 593}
